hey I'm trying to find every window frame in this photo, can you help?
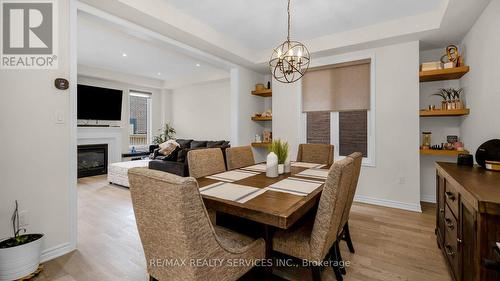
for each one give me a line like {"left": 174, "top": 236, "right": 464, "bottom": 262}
{"left": 299, "top": 51, "right": 376, "bottom": 167}
{"left": 129, "top": 90, "right": 153, "bottom": 145}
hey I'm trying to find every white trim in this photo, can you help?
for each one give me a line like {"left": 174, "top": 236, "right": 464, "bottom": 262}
{"left": 420, "top": 194, "right": 437, "bottom": 203}
{"left": 354, "top": 195, "right": 422, "bottom": 213}
{"left": 40, "top": 242, "right": 73, "bottom": 263}
{"left": 299, "top": 51, "right": 377, "bottom": 167}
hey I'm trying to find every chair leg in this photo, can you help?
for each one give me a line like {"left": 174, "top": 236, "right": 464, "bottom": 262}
{"left": 343, "top": 222, "right": 355, "bottom": 254}
{"left": 149, "top": 275, "right": 158, "bottom": 281}
{"left": 335, "top": 242, "right": 347, "bottom": 275}
{"left": 328, "top": 242, "right": 344, "bottom": 281}
{"left": 310, "top": 265, "right": 322, "bottom": 281}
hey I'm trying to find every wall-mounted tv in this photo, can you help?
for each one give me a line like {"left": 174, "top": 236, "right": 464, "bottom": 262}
{"left": 77, "top": 84, "right": 123, "bottom": 121}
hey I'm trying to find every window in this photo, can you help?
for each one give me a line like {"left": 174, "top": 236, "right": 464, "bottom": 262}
{"left": 129, "top": 91, "right": 152, "bottom": 149}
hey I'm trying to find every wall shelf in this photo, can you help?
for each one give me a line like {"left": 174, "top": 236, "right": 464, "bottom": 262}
{"left": 251, "top": 142, "right": 271, "bottom": 148}
{"left": 420, "top": 149, "right": 469, "bottom": 157}
{"left": 419, "top": 66, "right": 470, "bottom": 82}
{"left": 419, "top": 108, "right": 470, "bottom": 117}
{"left": 251, "top": 89, "right": 272, "bottom": 97}
{"left": 251, "top": 116, "right": 272, "bottom": 121}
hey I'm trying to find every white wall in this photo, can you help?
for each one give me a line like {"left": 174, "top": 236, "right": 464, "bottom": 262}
{"left": 460, "top": 0, "right": 500, "bottom": 156}
{"left": 273, "top": 41, "right": 422, "bottom": 212}
{"left": 0, "top": 0, "right": 74, "bottom": 260}
{"left": 77, "top": 76, "right": 163, "bottom": 153}
{"left": 170, "top": 79, "right": 231, "bottom": 141}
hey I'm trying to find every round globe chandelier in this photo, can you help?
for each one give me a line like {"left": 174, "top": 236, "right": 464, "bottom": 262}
{"left": 269, "top": 0, "right": 310, "bottom": 83}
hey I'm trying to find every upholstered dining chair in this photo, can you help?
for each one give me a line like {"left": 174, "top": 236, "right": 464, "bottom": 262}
{"left": 272, "top": 157, "right": 355, "bottom": 281}
{"left": 187, "top": 148, "right": 226, "bottom": 178}
{"left": 225, "top": 146, "right": 255, "bottom": 170}
{"left": 128, "top": 167, "right": 266, "bottom": 281}
{"left": 296, "top": 144, "right": 334, "bottom": 165}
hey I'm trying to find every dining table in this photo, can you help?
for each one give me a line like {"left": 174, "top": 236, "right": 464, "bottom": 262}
{"left": 197, "top": 162, "right": 331, "bottom": 280}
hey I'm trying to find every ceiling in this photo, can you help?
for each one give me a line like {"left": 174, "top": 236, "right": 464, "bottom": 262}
{"left": 77, "top": 11, "right": 228, "bottom": 88}
{"left": 164, "top": 0, "right": 442, "bottom": 50}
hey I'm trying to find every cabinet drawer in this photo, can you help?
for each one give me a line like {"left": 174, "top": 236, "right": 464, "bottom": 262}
{"left": 444, "top": 204, "right": 459, "bottom": 280}
{"left": 445, "top": 181, "right": 459, "bottom": 218}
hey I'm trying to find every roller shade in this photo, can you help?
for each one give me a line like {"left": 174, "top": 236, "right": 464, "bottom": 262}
{"left": 302, "top": 59, "right": 371, "bottom": 112}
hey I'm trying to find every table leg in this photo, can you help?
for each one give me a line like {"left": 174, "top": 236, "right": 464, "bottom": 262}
{"left": 263, "top": 224, "right": 274, "bottom": 280}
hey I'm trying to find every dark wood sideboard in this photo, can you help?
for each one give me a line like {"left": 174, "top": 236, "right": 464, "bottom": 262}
{"left": 436, "top": 162, "right": 500, "bottom": 281}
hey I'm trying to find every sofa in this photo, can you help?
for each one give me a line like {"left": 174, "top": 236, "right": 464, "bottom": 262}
{"left": 148, "top": 139, "right": 230, "bottom": 177}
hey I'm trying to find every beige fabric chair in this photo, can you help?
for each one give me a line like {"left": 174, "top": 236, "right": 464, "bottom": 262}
{"left": 272, "top": 157, "right": 354, "bottom": 280}
{"left": 128, "top": 167, "right": 265, "bottom": 281}
{"left": 187, "top": 148, "right": 226, "bottom": 178}
{"left": 296, "top": 144, "right": 334, "bottom": 165}
{"left": 338, "top": 152, "right": 363, "bottom": 253}
{"left": 225, "top": 146, "right": 255, "bottom": 170}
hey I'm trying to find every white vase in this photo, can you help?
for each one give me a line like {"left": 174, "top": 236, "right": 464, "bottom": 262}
{"left": 278, "top": 164, "right": 284, "bottom": 175}
{"left": 0, "top": 234, "right": 43, "bottom": 281}
{"left": 266, "top": 152, "right": 278, "bottom": 178}
{"left": 284, "top": 154, "right": 291, "bottom": 173}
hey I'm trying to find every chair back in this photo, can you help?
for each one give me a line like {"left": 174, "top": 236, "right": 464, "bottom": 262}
{"left": 338, "top": 152, "right": 363, "bottom": 235}
{"left": 309, "top": 157, "right": 354, "bottom": 261}
{"left": 225, "top": 146, "right": 255, "bottom": 170}
{"left": 187, "top": 148, "right": 226, "bottom": 178}
{"left": 297, "top": 144, "right": 334, "bottom": 165}
{"left": 128, "top": 167, "right": 222, "bottom": 281}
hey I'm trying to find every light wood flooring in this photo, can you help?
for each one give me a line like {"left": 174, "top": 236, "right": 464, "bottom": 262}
{"left": 35, "top": 175, "right": 452, "bottom": 281}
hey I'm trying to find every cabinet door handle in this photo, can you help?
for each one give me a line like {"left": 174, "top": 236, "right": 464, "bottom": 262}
{"left": 445, "top": 245, "right": 455, "bottom": 256}
{"left": 445, "top": 218, "right": 454, "bottom": 229}
{"left": 445, "top": 191, "right": 456, "bottom": 201}
{"left": 457, "top": 238, "right": 463, "bottom": 244}
{"left": 439, "top": 208, "right": 445, "bottom": 214}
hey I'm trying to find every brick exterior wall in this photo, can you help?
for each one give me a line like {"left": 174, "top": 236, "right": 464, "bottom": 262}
{"left": 129, "top": 95, "right": 148, "bottom": 134}
{"left": 339, "top": 111, "right": 367, "bottom": 157}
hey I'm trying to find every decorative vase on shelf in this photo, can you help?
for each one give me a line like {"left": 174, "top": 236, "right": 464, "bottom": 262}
{"left": 266, "top": 152, "right": 278, "bottom": 178}
{"left": 284, "top": 154, "right": 291, "bottom": 173}
{"left": 278, "top": 164, "right": 284, "bottom": 175}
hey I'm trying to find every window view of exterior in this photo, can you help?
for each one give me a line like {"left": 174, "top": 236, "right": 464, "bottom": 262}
{"left": 129, "top": 91, "right": 151, "bottom": 149}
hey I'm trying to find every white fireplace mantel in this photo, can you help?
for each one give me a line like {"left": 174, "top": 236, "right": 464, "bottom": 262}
{"left": 77, "top": 127, "right": 122, "bottom": 164}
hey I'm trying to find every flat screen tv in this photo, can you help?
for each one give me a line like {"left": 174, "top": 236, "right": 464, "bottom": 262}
{"left": 77, "top": 84, "right": 123, "bottom": 120}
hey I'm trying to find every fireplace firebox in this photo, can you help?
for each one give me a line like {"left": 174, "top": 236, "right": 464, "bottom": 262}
{"left": 77, "top": 144, "right": 108, "bottom": 178}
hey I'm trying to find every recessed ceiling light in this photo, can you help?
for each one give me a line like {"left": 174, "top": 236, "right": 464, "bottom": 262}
{"left": 157, "top": 72, "right": 161, "bottom": 76}
{"left": 122, "top": 53, "right": 127, "bottom": 57}
{"left": 196, "top": 63, "right": 201, "bottom": 67}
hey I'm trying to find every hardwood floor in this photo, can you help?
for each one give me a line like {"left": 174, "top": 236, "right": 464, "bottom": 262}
{"left": 36, "top": 175, "right": 451, "bottom": 281}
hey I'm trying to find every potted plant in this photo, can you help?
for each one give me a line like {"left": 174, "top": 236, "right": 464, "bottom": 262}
{"left": 152, "top": 123, "right": 176, "bottom": 145}
{"left": 0, "top": 201, "right": 43, "bottom": 281}
{"left": 433, "top": 88, "right": 463, "bottom": 110}
{"left": 269, "top": 139, "right": 289, "bottom": 175}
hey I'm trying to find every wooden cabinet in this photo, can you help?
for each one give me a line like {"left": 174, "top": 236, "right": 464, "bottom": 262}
{"left": 436, "top": 162, "right": 500, "bottom": 281}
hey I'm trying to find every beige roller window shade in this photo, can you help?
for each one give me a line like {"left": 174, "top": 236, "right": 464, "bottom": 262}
{"left": 302, "top": 59, "right": 371, "bottom": 112}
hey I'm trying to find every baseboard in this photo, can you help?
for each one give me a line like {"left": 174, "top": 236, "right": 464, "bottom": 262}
{"left": 420, "top": 194, "right": 437, "bottom": 203}
{"left": 40, "top": 242, "right": 75, "bottom": 263}
{"left": 354, "top": 195, "right": 422, "bottom": 213}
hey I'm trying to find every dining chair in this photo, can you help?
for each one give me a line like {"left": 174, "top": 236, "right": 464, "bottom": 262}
{"left": 338, "top": 152, "right": 363, "bottom": 254}
{"left": 225, "top": 146, "right": 255, "bottom": 170}
{"left": 128, "top": 167, "right": 266, "bottom": 281}
{"left": 296, "top": 144, "right": 334, "bottom": 165}
{"left": 187, "top": 148, "right": 226, "bottom": 178}
{"left": 272, "top": 157, "right": 355, "bottom": 281}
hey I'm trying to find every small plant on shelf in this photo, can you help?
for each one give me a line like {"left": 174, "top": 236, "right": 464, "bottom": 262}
{"left": 433, "top": 88, "right": 464, "bottom": 110}
{"left": 152, "top": 123, "right": 176, "bottom": 145}
{"left": 268, "top": 139, "right": 289, "bottom": 164}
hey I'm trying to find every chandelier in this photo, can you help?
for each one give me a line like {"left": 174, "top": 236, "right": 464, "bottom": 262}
{"left": 269, "top": 0, "right": 310, "bottom": 83}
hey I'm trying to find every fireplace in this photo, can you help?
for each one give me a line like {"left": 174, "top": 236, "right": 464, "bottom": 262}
{"left": 78, "top": 144, "right": 108, "bottom": 178}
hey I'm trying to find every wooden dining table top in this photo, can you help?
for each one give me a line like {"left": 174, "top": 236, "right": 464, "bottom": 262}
{"left": 197, "top": 164, "right": 330, "bottom": 229}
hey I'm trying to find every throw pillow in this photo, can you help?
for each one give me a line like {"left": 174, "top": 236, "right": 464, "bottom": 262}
{"left": 158, "top": 140, "right": 180, "bottom": 157}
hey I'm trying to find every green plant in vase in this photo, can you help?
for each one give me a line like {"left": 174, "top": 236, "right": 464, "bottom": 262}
{"left": 268, "top": 139, "right": 289, "bottom": 174}
{"left": 152, "top": 123, "right": 176, "bottom": 145}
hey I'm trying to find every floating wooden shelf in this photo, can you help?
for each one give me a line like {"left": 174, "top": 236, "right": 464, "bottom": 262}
{"left": 251, "top": 142, "right": 271, "bottom": 148}
{"left": 251, "top": 89, "right": 272, "bottom": 97}
{"left": 420, "top": 149, "right": 469, "bottom": 157}
{"left": 419, "top": 66, "right": 470, "bottom": 82}
{"left": 251, "top": 116, "right": 272, "bottom": 121}
{"left": 419, "top": 108, "right": 470, "bottom": 117}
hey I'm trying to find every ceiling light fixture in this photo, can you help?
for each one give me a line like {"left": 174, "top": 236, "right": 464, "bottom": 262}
{"left": 157, "top": 72, "right": 162, "bottom": 75}
{"left": 269, "top": 0, "right": 310, "bottom": 83}
{"left": 122, "top": 53, "right": 127, "bottom": 57}
{"left": 196, "top": 63, "right": 201, "bottom": 67}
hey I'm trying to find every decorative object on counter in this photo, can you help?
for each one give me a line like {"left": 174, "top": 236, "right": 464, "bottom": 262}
{"left": 457, "top": 154, "right": 474, "bottom": 166}
{"left": 152, "top": 123, "right": 176, "bottom": 145}
{"left": 266, "top": 152, "right": 278, "bottom": 178}
{"left": 422, "top": 132, "right": 432, "bottom": 149}
{"left": 268, "top": 139, "right": 289, "bottom": 175}
{"left": 255, "top": 83, "right": 266, "bottom": 91}
{"left": 263, "top": 130, "right": 272, "bottom": 143}
{"left": 261, "top": 110, "right": 272, "bottom": 118}
{"left": 454, "top": 141, "right": 465, "bottom": 151}
{"left": 421, "top": 61, "right": 442, "bottom": 71}
{"left": 447, "top": 135, "right": 458, "bottom": 144}
{"left": 432, "top": 88, "right": 464, "bottom": 110}
{"left": 255, "top": 134, "right": 262, "bottom": 143}
{"left": 440, "top": 44, "right": 463, "bottom": 68}
{"left": 0, "top": 201, "right": 44, "bottom": 281}
{"left": 269, "top": 0, "right": 310, "bottom": 83}
{"left": 475, "top": 139, "right": 500, "bottom": 171}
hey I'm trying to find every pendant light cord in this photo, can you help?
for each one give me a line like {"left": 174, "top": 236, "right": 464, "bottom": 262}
{"left": 287, "top": 0, "right": 291, "bottom": 42}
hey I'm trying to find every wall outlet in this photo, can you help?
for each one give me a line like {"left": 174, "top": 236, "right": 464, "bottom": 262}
{"left": 19, "top": 210, "right": 28, "bottom": 227}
